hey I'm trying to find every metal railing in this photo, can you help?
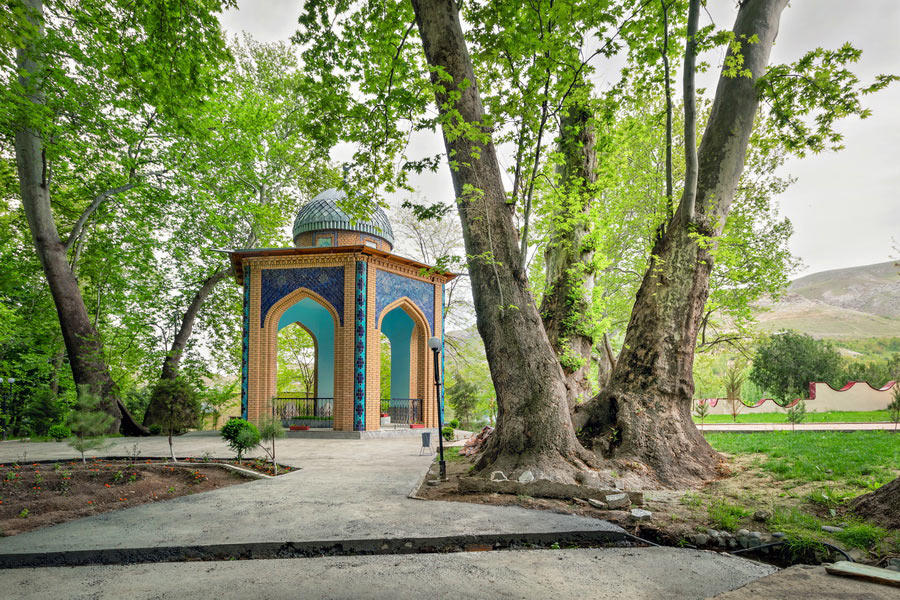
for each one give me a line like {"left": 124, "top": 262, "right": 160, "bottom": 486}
{"left": 380, "top": 398, "right": 423, "bottom": 425}
{"left": 274, "top": 397, "right": 334, "bottom": 427}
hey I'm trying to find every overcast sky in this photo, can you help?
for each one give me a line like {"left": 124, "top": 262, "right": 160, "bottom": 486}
{"left": 220, "top": 1, "right": 899, "bottom": 278}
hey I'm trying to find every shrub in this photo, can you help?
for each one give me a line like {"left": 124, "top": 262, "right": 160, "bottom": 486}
{"left": 148, "top": 424, "right": 162, "bottom": 435}
{"left": 786, "top": 400, "right": 807, "bottom": 431}
{"left": 448, "top": 418, "right": 459, "bottom": 429}
{"left": 221, "top": 419, "right": 259, "bottom": 463}
{"left": 442, "top": 426, "right": 454, "bottom": 441}
{"left": 48, "top": 424, "right": 71, "bottom": 442}
{"left": 149, "top": 378, "right": 201, "bottom": 462}
{"left": 257, "top": 415, "right": 285, "bottom": 475}
{"left": 67, "top": 387, "right": 113, "bottom": 463}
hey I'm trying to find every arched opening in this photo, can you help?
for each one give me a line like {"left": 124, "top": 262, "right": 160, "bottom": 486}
{"left": 274, "top": 296, "right": 336, "bottom": 427}
{"left": 378, "top": 304, "right": 424, "bottom": 426}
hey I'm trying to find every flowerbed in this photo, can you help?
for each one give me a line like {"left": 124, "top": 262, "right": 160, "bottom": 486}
{"left": 0, "top": 457, "right": 290, "bottom": 537}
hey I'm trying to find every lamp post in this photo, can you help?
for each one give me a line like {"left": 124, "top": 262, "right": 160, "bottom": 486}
{"left": 427, "top": 336, "right": 446, "bottom": 480}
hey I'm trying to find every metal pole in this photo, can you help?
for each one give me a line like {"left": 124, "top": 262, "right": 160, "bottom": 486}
{"left": 431, "top": 347, "right": 446, "bottom": 480}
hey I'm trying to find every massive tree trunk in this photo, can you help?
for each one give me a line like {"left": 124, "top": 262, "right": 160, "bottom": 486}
{"left": 143, "top": 267, "right": 229, "bottom": 427}
{"left": 540, "top": 97, "right": 598, "bottom": 409}
{"left": 412, "top": 0, "right": 595, "bottom": 481}
{"left": 574, "top": 0, "right": 789, "bottom": 487}
{"left": 12, "top": 0, "right": 145, "bottom": 436}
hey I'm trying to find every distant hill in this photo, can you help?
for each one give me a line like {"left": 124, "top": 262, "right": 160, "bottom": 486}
{"left": 754, "top": 261, "right": 900, "bottom": 339}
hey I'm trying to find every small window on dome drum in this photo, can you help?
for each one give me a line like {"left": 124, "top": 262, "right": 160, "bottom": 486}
{"left": 316, "top": 235, "right": 333, "bottom": 247}
{"left": 365, "top": 240, "right": 378, "bottom": 249}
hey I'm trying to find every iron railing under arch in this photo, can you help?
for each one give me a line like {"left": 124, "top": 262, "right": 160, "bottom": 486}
{"left": 380, "top": 398, "right": 424, "bottom": 425}
{"left": 273, "top": 396, "right": 334, "bottom": 428}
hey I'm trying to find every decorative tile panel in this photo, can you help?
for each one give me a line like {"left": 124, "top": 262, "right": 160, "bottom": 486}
{"left": 241, "top": 265, "right": 250, "bottom": 420}
{"left": 260, "top": 267, "right": 344, "bottom": 327}
{"left": 375, "top": 270, "right": 435, "bottom": 334}
{"left": 354, "top": 261, "right": 367, "bottom": 431}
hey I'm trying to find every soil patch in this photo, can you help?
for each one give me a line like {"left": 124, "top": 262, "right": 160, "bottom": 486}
{"left": 852, "top": 476, "right": 900, "bottom": 530}
{"left": 0, "top": 458, "right": 285, "bottom": 537}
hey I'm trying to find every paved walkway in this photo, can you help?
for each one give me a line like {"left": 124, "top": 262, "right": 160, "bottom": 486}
{"left": 4, "top": 548, "right": 777, "bottom": 600}
{"left": 700, "top": 422, "right": 899, "bottom": 433}
{"left": 0, "top": 434, "right": 621, "bottom": 555}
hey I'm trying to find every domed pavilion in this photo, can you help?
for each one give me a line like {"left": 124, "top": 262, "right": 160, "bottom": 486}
{"left": 225, "top": 189, "right": 454, "bottom": 433}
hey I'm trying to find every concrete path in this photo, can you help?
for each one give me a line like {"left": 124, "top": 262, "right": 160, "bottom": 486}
{"left": 700, "top": 422, "right": 898, "bottom": 432}
{"left": 0, "top": 434, "right": 621, "bottom": 556}
{"left": 4, "top": 547, "right": 777, "bottom": 600}
{"left": 708, "top": 564, "right": 898, "bottom": 600}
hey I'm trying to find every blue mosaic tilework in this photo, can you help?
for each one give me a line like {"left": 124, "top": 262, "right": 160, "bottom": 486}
{"left": 241, "top": 266, "right": 250, "bottom": 420}
{"left": 354, "top": 261, "right": 367, "bottom": 431}
{"left": 375, "top": 270, "right": 435, "bottom": 334}
{"left": 260, "top": 267, "right": 344, "bottom": 327}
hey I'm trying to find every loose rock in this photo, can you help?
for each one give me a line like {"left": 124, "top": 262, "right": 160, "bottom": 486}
{"left": 630, "top": 508, "right": 652, "bottom": 521}
{"left": 693, "top": 533, "right": 709, "bottom": 546}
{"left": 517, "top": 471, "right": 535, "bottom": 483}
{"left": 605, "top": 493, "right": 631, "bottom": 509}
{"left": 752, "top": 510, "right": 771, "bottom": 522}
{"left": 588, "top": 498, "right": 608, "bottom": 510}
{"left": 821, "top": 525, "right": 844, "bottom": 533}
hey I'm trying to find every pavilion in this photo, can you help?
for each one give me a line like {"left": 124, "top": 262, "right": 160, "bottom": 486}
{"left": 225, "top": 189, "right": 454, "bottom": 432}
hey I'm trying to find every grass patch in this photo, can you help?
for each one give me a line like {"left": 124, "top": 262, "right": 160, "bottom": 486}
{"left": 804, "top": 485, "right": 855, "bottom": 509}
{"left": 441, "top": 447, "right": 467, "bottom": 463}
{"left": 679, "top": 492, "right": 703, "bottom": 508}
{"left": 835, "top": 522, "right": 889, "bottom": 549}
{"left": 695, "top": 410, "right": 893, "bottom": 424}
{"left": 705, "top": 431, "right": 900, "bottom": 488}
{"left": 707, "top": 500, "right": 751, "bottom": 532}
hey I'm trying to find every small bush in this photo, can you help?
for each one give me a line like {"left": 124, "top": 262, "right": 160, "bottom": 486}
{"left": 442, "top": 426, "right": 454, "bottom": 441}
{"left": 448, "top": 418, "right": 459, "bottom": 429}
{"left": 148, "top": 424, "right": 162, "bottom": 435}
{"left": 221, "top": 419, "right": 259, "bottom": 463}
{"left": 48, "top": 424, "right": 71, "bottom": 442}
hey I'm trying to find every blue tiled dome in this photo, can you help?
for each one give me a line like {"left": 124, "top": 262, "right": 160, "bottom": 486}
{"left": 292, "top": 188, "right": 394, "bottom": 247}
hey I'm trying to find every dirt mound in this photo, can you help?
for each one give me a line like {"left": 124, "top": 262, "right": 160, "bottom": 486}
{"left": 850, "top": 476, "right": 900, "bottom": 530}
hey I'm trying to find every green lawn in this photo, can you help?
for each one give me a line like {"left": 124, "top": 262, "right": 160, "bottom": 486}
{"left": 705, "top": 430, "right": 900, "bottom": 488}
{"left": 695, "top": 410, "right": 894, "bottom": 424}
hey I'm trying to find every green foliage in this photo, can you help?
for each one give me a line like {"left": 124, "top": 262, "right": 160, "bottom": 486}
{"left": 834, "top": 522, "right": 889, "bottom": 550}
{"left": 66, "top": 387, "right": 114, "bottom": 463}
{"left": 442, "top": 426, "right": 455, "bottom": 441}
{"left": 889, "top": 387, "right": 900, "bottom": 431}
{"left": 445, "top": 373, "right": 480, "bottom": 430}
{"left": 786, "top": 400, "right": 807, "bottom": 431}
{"left": 150, "top": 378, "right": 202, "bottom": 436}
{"left": 749, "top": 331, "right": 845, "bottom": 403}
{"left": 707, "top": 500, "right": 751, "bottom": 532}
{"left": 148, "top": 424, "right": 162, "bottom": 436}
{"left": 48, "top": 424, "right": 70, "bottom": 442}
{"left": 277, "top": 324, "right": 317, "bottom": 397}
{"left": 448, "top": 418, "right": 460, "bottom": 429}
{"left": 20, "top": 388, "right": 60, "bottom": 436}
{"left": 221, "top": 419, "right": 259, "bottom": 463}
{"left": 150, "top": 378, "right": 202, "bottom": 461}
{"left": 256, "top": 415, "right": 285, "bottom": 474}
{"left": 693, "top": 400, "right": 709, "bottom": 426}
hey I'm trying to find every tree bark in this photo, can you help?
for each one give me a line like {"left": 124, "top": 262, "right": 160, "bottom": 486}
{"left": 12, "top": 0, "right": 145, "bottom": 436}
{"left": 411, "top": 0, "right": 595, "bottom": 481}
{"left": 540, "top": 96, "right": 598, "bottom": 409}
{"left": 574, "top": 0, "right": 789, "bottom": 487}
{"left": 143, "top": 267, "right": 229, "bottom": 427}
